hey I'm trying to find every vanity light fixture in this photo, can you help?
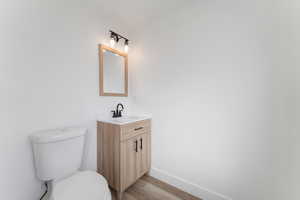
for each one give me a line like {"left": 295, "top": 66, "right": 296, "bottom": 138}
{"left": 109, "top": 30, "right": 130, "bottom": 53}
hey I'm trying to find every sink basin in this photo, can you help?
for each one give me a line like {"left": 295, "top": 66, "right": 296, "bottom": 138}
{"left": 112, "top": 116, "right": 142, "bottom": 123}
{"left": 98, "top": 115, "right": 151, "bottom": 125}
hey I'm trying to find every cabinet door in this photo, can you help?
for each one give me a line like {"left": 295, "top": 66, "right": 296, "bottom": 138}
{"left": 121, "top": 135, "right": 139, "bottom": 190}
{"left": 138, "top": 133, "right": 151, "bottom": 177}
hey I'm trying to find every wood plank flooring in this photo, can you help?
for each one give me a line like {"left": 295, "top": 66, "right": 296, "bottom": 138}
{"left": 111, "top": 175, "right": 201, "bottom": 200}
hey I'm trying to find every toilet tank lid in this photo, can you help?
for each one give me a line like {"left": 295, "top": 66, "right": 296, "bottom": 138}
{"left": 30, "top": 127, "right": 87, "bottom": 144}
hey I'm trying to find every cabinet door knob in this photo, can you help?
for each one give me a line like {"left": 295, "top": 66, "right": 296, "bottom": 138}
{"left": 135, "top": 140, "right": 138, "bottom": 152}
{"left": 140, "top": 138, "right": 143, "bottom": 150}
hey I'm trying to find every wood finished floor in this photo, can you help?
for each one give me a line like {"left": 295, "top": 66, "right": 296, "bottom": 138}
{"left": 111, "top": 175, "right": 201, "bottom": 200}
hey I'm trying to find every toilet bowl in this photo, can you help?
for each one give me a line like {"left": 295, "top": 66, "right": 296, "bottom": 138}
{"left": 30, "top": 127, "right": 111, "bottom": 200}
{"left": 50, "top": 171, "right": 111, "bottom": 200}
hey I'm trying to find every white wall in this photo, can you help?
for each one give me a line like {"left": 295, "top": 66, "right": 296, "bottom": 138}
{"left": 0, "top": 0, "right": 132, "bottom": 199}
{"left": 279, "top": 1, "right": 300, "bottom": 199}
{"left": 130, "top": 1, "right": 300, "bottom": 200}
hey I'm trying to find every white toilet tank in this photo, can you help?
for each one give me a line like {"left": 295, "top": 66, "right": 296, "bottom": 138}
{"left": 30, "top": 127, "right": 87, "bottom": 181}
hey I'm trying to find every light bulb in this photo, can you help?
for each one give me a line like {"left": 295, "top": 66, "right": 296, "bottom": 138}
{"left": 110, "top": 38, "right": 115, "bottom": 47}
{"left": 124, "top": 44, "right": 129, "bottom": 53}
{"left": 124, "top": 39, "right": 129, "bottom": 53}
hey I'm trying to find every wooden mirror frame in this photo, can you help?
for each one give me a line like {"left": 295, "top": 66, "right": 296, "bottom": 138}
{"left": 99, "top": 44, "right": 128, "bottom": 97}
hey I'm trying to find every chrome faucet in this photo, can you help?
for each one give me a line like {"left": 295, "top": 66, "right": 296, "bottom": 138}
{"left": 111, "top": 103, "right": 124, "bottom": 118}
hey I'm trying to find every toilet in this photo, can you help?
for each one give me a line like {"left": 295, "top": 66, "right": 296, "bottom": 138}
{"left": 30, "top": 127, "right": 111, "bottom": 200}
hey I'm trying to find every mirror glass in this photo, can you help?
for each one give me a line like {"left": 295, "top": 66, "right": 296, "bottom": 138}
{"left": 99, "top": 45, "right": 128, "bottom": 96}
{"left": 103, "top": 50, "right": 125, "bottom": 93}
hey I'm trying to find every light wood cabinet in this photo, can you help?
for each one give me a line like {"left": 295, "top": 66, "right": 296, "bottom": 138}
{"left": 97, "top": 119, "right": 151, "bottom": 200}
{"left": 138, "top": 133, "right": 151, "bottom": 176}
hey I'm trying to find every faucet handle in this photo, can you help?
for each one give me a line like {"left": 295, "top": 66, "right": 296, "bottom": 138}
{"left": 111, "top": 110, "right": 117, "bottom": 118}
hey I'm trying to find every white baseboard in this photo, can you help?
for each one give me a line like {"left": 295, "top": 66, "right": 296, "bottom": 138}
{"left": 149, "top": 167, "right": 232, "bottom": 200}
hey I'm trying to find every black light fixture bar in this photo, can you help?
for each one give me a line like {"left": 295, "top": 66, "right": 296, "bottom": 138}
{"left": 109, "top": 30, "right": 129, "bottom": 43}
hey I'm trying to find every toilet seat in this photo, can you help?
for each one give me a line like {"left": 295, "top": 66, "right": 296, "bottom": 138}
{"left": 51, "top": 171, "right": 111, "bottom": 200}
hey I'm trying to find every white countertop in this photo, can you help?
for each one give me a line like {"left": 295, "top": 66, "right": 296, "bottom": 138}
{"left": 97, "top": 115, "right": 151, "bottom": 125}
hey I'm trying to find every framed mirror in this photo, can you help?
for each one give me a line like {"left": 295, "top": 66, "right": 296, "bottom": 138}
{"left": 99, "top": 44, "right": 128, "bottom": 96}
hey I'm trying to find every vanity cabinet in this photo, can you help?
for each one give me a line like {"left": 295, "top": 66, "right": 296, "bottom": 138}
{"left": 97, "top": 119, "right": 151, "bottom": 200}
